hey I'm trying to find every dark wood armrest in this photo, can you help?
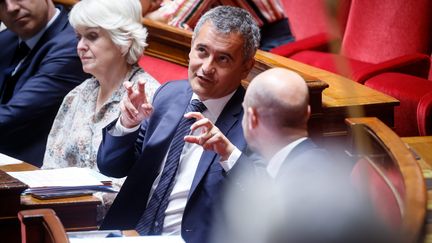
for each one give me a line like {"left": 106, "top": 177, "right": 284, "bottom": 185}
{"left": 18, "top": 209, "right": 69, "bottom": 243}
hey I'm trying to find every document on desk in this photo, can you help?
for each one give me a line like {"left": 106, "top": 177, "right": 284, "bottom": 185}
{"left": 7, "top": 167, "right": 116, "bottom": 195}
{"left": 0, "top": 152, "right": 22, "bottom": 165}
{"left": 69, "top": 236, "right": 185, "bottom": 243}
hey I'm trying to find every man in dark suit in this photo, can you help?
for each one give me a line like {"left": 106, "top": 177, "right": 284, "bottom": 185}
{"left": 97, "top": 6, "right": 260, "bottom": 243}
{"left": 0, "top": 0, "right": 88, "bottom": 166}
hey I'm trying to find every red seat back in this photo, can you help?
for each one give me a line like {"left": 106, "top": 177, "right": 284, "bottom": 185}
{"left": 341, "top": 0, "right": 432, "bottom": 64}
{"left": 351, "top": 157, "right": 404, "bottom": 229}
{"left": 417, "top": 91, "right": 432, "bottom": 136}
{"left": 365, "top": 72, "right": 432, "bottom": 136}
{"left": 280, "top": 0, "right": 351, "bottom": 40}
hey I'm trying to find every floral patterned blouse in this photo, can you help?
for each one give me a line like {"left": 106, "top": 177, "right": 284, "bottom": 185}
{"left": 42, "top": 65, "right": 160, "bottom": 216}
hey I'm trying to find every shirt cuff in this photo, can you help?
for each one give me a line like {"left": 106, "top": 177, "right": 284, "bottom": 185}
{"left": 109, "top": 117, "right": 141, "bottom": 136}
{"left": 219, "top": 147, "right": 241, "bottom": 172}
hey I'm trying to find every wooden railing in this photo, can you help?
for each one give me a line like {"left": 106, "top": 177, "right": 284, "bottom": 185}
{"left": 346, "top": 117, "right": 426, "bottom": 242}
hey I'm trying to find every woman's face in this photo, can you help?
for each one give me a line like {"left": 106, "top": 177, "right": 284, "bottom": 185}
{"left": 75, "top": 26, "right": 124, "bottom": 77}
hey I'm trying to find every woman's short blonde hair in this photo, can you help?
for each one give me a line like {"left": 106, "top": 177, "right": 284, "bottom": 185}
{"left": 69, "top": 0, "right": 148, "bottom": 64}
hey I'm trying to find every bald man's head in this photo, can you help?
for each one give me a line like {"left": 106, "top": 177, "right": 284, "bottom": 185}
{"left": 245, "top": 68, "right": 310, "bottom": 128}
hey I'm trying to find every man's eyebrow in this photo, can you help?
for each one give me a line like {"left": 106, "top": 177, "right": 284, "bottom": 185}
{"left": 195, "top": 43, "right": 207, "bottom": 48}
{"left": 194, "top": 43, "right": 236, "bottom": 61}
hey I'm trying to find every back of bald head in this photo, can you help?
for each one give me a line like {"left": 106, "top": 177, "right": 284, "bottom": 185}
{"left": 245, "top": 68, "right": 310, "bottom": 128}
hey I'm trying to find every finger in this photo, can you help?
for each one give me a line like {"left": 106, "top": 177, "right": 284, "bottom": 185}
{"left": 137, "top": 80, "right": 149, "bottom": 104}
{"left": 184, "top": 112, "right": 205, "bottom": 120}
{"left": 123, "top": 81, "right": 134, "bottom": 95}
{"left": 123, "top": 97, "right": 140, "bottom": 116}
{"left": 190, "top": 119, "right": 213, "bottom": 134}
{"left": 184, "top": 135, "right": 200, "bottom": 144}
{"left": 141, "top": 103, "right": 153, "bottom": 112}
{"left": 140, "top": 103, "right": 153, "bottom": 118}
{"left": 120, "top": 102, "right": 137, "bottom": 125}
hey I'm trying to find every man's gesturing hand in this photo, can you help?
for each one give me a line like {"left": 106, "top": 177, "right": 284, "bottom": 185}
{"left": 120, "top": 80, "right": 153, "bottom": 128}
{"left": 184, "top": 112, "right": 235, "bottom": 161}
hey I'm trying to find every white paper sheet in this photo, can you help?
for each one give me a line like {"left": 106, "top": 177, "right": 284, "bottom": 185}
{"left": 69, "top": 236, "right": 185, "bottom": 243}
{"left": 7, "top": 167, "right": 103, "bottom": 187}
{"left": 0, "top": 153, "right": 23, "bottom": 165}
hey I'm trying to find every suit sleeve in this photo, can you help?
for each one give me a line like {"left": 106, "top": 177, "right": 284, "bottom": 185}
{"left": 0, "top": 36, "right": 88, "bottom": 147}
{"left": 98, "top": 82, "right": 165, "bottom": 178}
{"left": 97, "top": 119, "right": 148, "bottom": 178}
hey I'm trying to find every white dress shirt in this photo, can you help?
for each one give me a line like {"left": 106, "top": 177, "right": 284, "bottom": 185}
{"left": 110, "top": 91, "right": 241, "bottom": 234}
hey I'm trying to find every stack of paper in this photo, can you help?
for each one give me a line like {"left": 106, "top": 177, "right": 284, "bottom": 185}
{"left": 69, "top": 236, "right": 185, "bottom": 243}
{"left": 0, "top": 152, "right": 22, "bottom": 165}
{"left": 7, "top": 167, "right": 117, "bottom": 197}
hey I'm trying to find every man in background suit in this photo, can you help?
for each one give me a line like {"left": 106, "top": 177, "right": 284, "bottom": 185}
{"left": 97, "top": 6, "right": 260, "bottom": 243}
{"left": 208, "top": 67, "right": 395, "bottom": 243}
{"left": 0, "top": 0, "right": 88, "bottom": 166}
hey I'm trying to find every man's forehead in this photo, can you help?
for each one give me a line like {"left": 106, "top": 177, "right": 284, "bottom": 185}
{"left": 195, "top": 26, "right": 243, "bottom": 47}
{"left": 195, "top": 21, "right": 242, "bottom": 40}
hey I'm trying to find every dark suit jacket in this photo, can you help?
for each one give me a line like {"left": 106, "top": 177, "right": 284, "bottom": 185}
{"left": 97, "top": 80, "right": 246, "bottom": 243}
{"left": 213, "top": 139, "right": 387, "bottom": 243}
{"left": 0, "top": 6, "right": 88, "bottom": 167}
{"left": 275, "top": 138, "right": 341, "bottom": 181}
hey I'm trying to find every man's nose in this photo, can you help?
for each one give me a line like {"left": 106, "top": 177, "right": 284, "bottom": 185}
{"left": 5, "top": 0, "right": 20, "bottom": 13}
{"left": 201, "top": 58, "right": 216, "bottom": 75}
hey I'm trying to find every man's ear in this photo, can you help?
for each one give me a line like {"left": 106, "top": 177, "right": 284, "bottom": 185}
{"left": 241, "top": 58, "right": 255, "bottom": 80}
{"left": 306, "top": 105, "right": 311, "bottom": 121}
{"left": 247, "top": 107, "right": 258, "bottom": 130}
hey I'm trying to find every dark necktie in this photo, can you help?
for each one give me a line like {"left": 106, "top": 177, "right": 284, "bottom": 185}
{"left": 135, "top": 99, "right": 207, "bottom": 235}
{"left": 0, "top": 42, "right": 30, "bottom": 104}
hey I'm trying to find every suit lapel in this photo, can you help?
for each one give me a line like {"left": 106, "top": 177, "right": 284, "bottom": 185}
{"left": 189, "top": 87, "right": 245, "bottom": 197}
{"left": 14, "top": 6, "right": 70, "bottom": 92}
{"left": 0, "top": 34, "right": 19, "bottom": 87}
{"left": 143, "top": 85, "right": 192, "bottom": 153}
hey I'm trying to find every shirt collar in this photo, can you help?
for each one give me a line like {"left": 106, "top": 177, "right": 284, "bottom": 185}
{"left": 267, "top": 137, "right": 308, "bottom": 178}
{"left": 21, "top": 8, "right": 60, "bottom": 49}
{"left": 191, "top": 90, "right": 236, "bottom": 123}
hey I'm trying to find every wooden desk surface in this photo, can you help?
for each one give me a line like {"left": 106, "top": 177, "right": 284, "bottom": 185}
{"left": 254, "top": 51, "right": 399, "bottom": 108}
{"left": 402, "top": 136, "right": 432, "bottom": 243}
{"left": 255, "top": 51, "right": 399, "bottom": 137}
{"left": 0, "top": 162, "right": 101, "bottom": 242}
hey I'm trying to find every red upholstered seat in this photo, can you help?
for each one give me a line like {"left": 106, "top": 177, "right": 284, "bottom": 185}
{"left": 365, "top": 72, "right": 432, "bottom": 136}
{"left": 273, "top": 0, "right": 351, "bottom": 57}
{"left": 351, "top": 157, "right": 404, "bottom": 230}
{"left": 418, "top": 92, "right": 432, "bottom": 136}
{"left": 280, "top": 0, "right": 351, "bottom": 40}
{"left": 274, "top": 0, "right": 432, "bottom": 83}
{"left": 138, "top": 55, "right": 188, "bottom": 84}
